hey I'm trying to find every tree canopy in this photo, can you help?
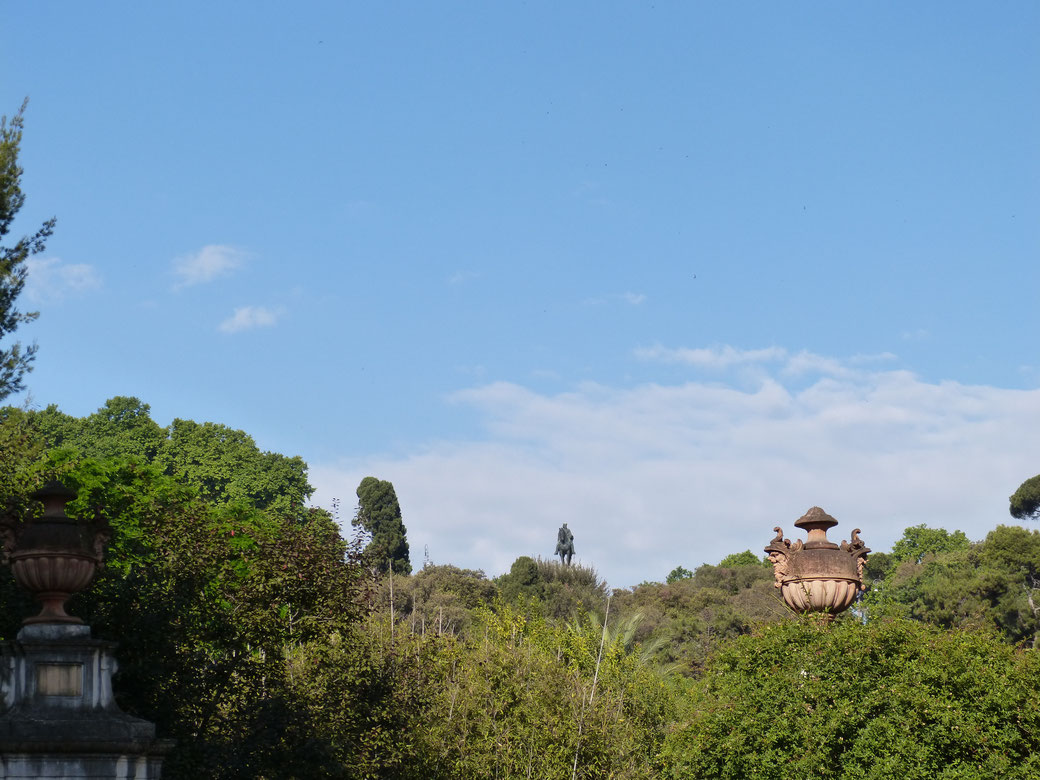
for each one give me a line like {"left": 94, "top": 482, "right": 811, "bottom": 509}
{"left": 0, "top": 99, "right": 55, "bottom": 399}
{"left": 889, "top": 524, "right": 971, "bottom": 565}
{"left": 1010, "top": 474, "right": 1040, "bottom": 521}
{"left": 354, "top": 476, "right": 411, "bottom": 574}
{"left": 26, "top": 397, "right": 311, "bottom": 512}
{"left": 661, "top": 616, "right": 1040, "bottom": 779}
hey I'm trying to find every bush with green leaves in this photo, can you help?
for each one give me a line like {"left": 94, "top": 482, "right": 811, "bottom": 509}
{"left": 400, "top": 603, "right": 685, "bottom": 779}
{"left": 660, "top": 616, "right": 1040, "bottom": 779}
{"left": 495, "top": 556, "right": 609, "bottom": 621}
{"left": 376, "top": 563, "right": 498, "bottom": 637}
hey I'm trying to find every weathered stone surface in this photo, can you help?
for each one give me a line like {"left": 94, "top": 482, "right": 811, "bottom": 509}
{"left": 765, "top": 507, "right": 870, "bottom": 617}
{"left": 0, "top": 752, "right": 165, "bottom": 779}
{"left": 0, "top": 627, "right": 172, "bottom": 778}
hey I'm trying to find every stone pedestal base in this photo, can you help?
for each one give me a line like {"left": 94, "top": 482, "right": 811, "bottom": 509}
{"left": 0, "top": 624, "right": 172, "bottom": 779}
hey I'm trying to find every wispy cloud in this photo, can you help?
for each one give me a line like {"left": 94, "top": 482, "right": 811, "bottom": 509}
{"left": 310, "top": 348, "right": 1040, "bottom": 589}
{"left": 218, "top": 305, "right": 282, "bottom": 334}
{"left": 448, "top": 270, "right": 480, "bottom": 285}
{"left": 172, "top": 245, "right": 247, "bottom": 290}
{"left": 636, "top": 344, "right": 786, "bottom": 369}
{"left": 24, "top": 258, "right": 101, "bottom": 303}
{"left": 584, "top": 291, "right": 648, "bottom": 306}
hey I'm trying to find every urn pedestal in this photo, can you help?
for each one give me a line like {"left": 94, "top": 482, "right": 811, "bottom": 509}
{"left": 765, "top": 507, "right": 869, "bottom": 617}
{"left": 0, "top": 481, "right": 172, "bottom": 779}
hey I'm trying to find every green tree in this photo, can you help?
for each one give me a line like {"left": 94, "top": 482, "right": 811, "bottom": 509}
{"left": 496, "top": 555, "right": 543, "bottom": 603}
{"left": 31, "top": 397, "right": 165, "bottom": 461}
{"left": 405, "top": 603, "right": 680, "bottom": 778}
{"left": 660, "top": 617, "right": 1040, "bottom": 779}
{"left": 1010, "top": 474, "right": 1040, "bottom": 521}
{"left": 354, "top": 476, "right": 411, "bottom": 574}
{"left": 889, "top": 524, "right": 970, "bottom": 565}
{"left": 379, "top": 564, "right": 498, "bottom": 637}
{"left": 2, "top": 441, "right": 426, "bottom": 778}
{"left": 718, "top": 550, "right": 769, "bottom": 568}
{"left": 864, "top": 525, "right": 1040, "bottom": 646}
{"left": 666, "top": 566, "right": 693, "bottom": 583}
{"left": 0, "top": 99, "right": 55, "bottom": 399}
{"left": 0, "top": 403, "right": 430, "bottom": 777}
{"left": 26, "top": 398, "right": 312, "bottom": 513}
{"left": 157, "top": 417, "right": 310, "bottom": 512}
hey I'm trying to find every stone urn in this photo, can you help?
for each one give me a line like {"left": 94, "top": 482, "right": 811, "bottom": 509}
{"left": 0, "top": 480, "right": 110, "bottom": 624}
{"left": 764, "top": 507, "right": 869, "bottom": 616}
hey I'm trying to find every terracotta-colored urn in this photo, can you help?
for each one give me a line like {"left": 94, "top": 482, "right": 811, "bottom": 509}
{"left": 0, "top": 480, "right": 110, "bottom": 624}
{"left": 764, "top": 507, "right": 869, "bottom": 616}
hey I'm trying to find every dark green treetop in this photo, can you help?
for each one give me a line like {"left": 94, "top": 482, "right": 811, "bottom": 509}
{"left": 1, "top": 99, "right": 55, "bottom": 400}
{"left": 1011, "top": 474, "right": 1040, "bottom": 521}
{"left": 353, "top": 476, "right": 411, "bottom": 574}
{"left": 665, "top": 566, "right": 693, "bottom": 584}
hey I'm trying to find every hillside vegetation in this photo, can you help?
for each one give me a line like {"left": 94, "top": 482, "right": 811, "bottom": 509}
{"left": 2, "top": 398, "right": 1040, "bottom": 779}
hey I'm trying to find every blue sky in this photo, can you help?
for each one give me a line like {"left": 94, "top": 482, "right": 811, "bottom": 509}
{"left": 3, "top": 2, "right": 1038, "bottom": 587}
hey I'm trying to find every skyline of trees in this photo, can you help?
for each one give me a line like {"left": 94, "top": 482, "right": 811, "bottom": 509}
{"left": 4, "top": 395, "right": 1040, "bottom": 777}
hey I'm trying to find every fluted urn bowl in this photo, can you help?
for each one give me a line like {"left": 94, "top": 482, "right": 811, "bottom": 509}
{"left": 765, "top": 507, "right": 869, "bottom": 617}
{"left": 6, "top": 481, "right": 107, "bottom": 624}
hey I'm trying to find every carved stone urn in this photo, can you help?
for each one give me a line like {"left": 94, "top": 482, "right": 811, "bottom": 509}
{"left": 764, "top": 507, "right": 869, "bottom": 616}
{"left": 0, "top": 480, "right": 110, "bottom": 624}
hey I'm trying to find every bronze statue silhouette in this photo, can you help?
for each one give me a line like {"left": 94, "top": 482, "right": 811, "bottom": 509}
{"left": 555, "top": 523, "right": 575, "bottom": 566}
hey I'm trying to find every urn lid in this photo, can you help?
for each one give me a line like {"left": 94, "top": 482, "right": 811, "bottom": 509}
{"left": 30, "top": 480, "right": 78, "bottom": 521}
{"left": 794, "top": 506, "right": 839, "bottom": 549}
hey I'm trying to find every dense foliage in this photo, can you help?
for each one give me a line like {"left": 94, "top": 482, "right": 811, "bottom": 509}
{"left": 612, "top": 557, "right": 784, "bottom": 675}
{"left": 4, "top": 398, "right": 1040, "bottom": 778}
{"left": 354, "top": 475, "right": 411, "bottom": 574}
{"left": 863, "top": 524, "right": 1040, "bottom": 647}
{"left": 0, "top": 403, "right": 410, "bottom": 777}
{"left": 661, "top": 617, "right": 1040, "bottom": 779}
{"left": 27, "top": 396, "right": 311, "bottom": 512}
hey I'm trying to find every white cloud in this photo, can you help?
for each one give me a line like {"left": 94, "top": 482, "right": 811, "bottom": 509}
{"left": 171, "top": 245, "right": 246, "bottom": 290}
{"left": 310, "top": 349, "right": 1040, "bottom": 590}
{"left": 622, "top": 291, "right": 646, "bottom": 305}
{"left": 218, "top": 305, "right": 282, "bottom": 333}
{"left": 24, "top": 258, "right": 101, "bottom": 303}
{"left": 636, "top": 344, "right": 787, "bottom": 369}
{"left": 584, "top": 292, "right": 648, "bottom": 306}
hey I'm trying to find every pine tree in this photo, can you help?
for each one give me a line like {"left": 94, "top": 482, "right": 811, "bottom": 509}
{"left": 0, "top": 99, "right": 55, "bottom": 400}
